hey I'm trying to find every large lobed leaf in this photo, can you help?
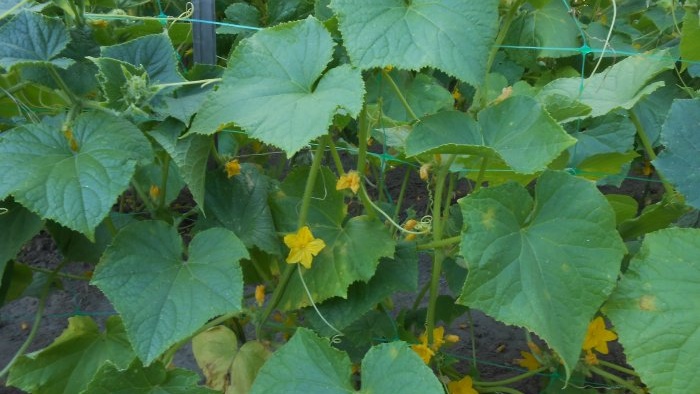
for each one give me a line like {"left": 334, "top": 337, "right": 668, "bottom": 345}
{"left": 190, "top": 17, "right": 364, "bottom": 156}
{"left": 538, "top": 50, "right": 675, "bottom": 122}
{"left": 653, "top": 99, "right": 700, "bottom": 209}
{"left": 405, "top": 97, "right": 576, "bottom": 174}
{"left": 603, "top": 228, "right": 700, "bottom": 394}
{"left": 249, "top": 328, "right": 442, "bottom": 393}
{"left": 0, "top": 11, "right": 73, "bottom": 69}
{"left": 0, "top": 111, "right": 152, "bottom": 240}
{"left": 92, "top": 221, "right": 248, "bottom": 364}
{"left": 457, "top": 171, "right": 625, "bottom": 379}
{"left": 8, "top": 316, "right": 135, "bottom": 394}
{"left": 83, "top": 359, "right": 218, "bottom": 394}
{"left": 330, "top": 0, "right": 499, "bottom": 86}
{"left": 0, "top": 200, "right": 43, "bottom": 274}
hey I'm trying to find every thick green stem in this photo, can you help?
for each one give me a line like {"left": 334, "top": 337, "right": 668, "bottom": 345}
{"left": 356, "top": 107, "right": 376, "bottom": 219}
{"left": 24, "top": 265, "right": 89, "bottom": 280}
{"left": 48, "top": 66, "right": 80, "bottom": 107}
{"left": 0, "top": 0, "right": 31, "bottom": 20}
{"left": 161, "top": 310, "right": 242, "bottom": 365}
{"left": 425, "top": 155, "right": 455, "bottom": 344}
{"left": 597, "top": 359, "right": 638, "bottom": 376}
{"left": 256, "top": 139, "right": 327, "bottom": 338}
{"left": 474, "top": 367, "right": 547, "bottom": 387}
{"left": 629, "top": 110, "right": 676, "bottom": 197}
{"left": 473, "top": 386, "right": 524, "bottom": 394}
{"left": 589, "top": 365, "right": 644, "bottom": 394}
{"left": 0, "top": 259, "right": 68, "bottom": 379}
{"left": 416, "top": 235, "right": 461, "bottom": 250}
{"left": 473, "top": 156, "right": 489, "bottom": 193}
{"left": 382, "top": 70, "right": 420, "bottom": 121}
{"left": 158, "top": 153, "right": 170, "bottom": 210}
{"left": 412, "top": 281, "right": 431, "bottom": 311}
{"left": 326, "top": 136, "right": 345, "bottom": 175}
{"left": 476, "top": 0, "right": 523, "bottom": 109}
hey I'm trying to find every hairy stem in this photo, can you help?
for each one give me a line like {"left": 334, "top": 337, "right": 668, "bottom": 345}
{"left": 256, "top": 139, "right": 327, "bottom": 338}
{"left": 589, "top": 365, "right": 644, "bottom": 394}
{"left": 0, "top": 259, "right": 68, "bottom": 379}
{"left": 474, "top": 367, "right": 547, "bottom": 386}
{"left": 382, "top": 70, "right": 420, "bottom": 121}
{"left": 628, "top": 110, "right": 676, "bottom": 197}
{"left": 426, "top": 155, "right": 455, "bottom": 344}
{"left": 356, "top": 107, "right": 377, "bottom": 219}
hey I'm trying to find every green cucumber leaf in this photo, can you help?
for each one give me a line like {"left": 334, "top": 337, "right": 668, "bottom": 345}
{"left": 505, "top": 0, "right": 580, "bottom": 64}
{"left": 568, "top": 112, "right": 636, "bottom": 167}
{"left": 190, "top": 17, "right": 364, "bottom": 156}
{"left": 0, "top": 11, "right": 73, "bottom": 69}
{"left": 192, "top": 326, "right": 238, "bottom": 391}
{"left": 249, "top": 328, "right": 442, "bottom": 393}
{"left": 46, "top": 212, "right": 136, "bottom": 264}
{"left": 198, "top": 166, "right": 280, "bottom": 255}
{"left": 406, "top": 97, "right": 575, "bottom": 174}
{"left": 0, "top": 0, "right": 46, "bottom": 14}
{"left": 150, "top": 119, "right": 210, "bottom": 209}
{"left": 457, "top": 171, "right": 625, "bottom": 380}
{"left": 603, "top": 228, "right": 700, "bottom": 394}
{"left": 653, "top": 99, "right": 700, "bottom": 209}
{"left": 229, "top": 341, "right": 272, "bottom": 394}
{"left": 83, "top": 359, "right": 218, "bottom": 394}
{"left": 330, "top": 0, "right": 499, "bottom": 86}
{"left": 0, "top": 200, "right": 43, "bottom": 274}
{"left": 0, "top": 111, "right": 152, "bottom": 240}
{"left": 7, "top": 316, "right": 135, "bottom": 394}
{"left": 538, "top": 50, "right": 675, "bottom": 121}
{"left": 680, "top": 5, "right": 700, "bottom": 70}
{"left": 92, "top": 221, "right": 248, "bottom": 364}
{"left": 617, "top": 199, "right": 690, "bottom": 240}
{"left": 306, "top": 242, "right": 418, "bottom": 336}
{"left": 359, "top": 341, "right": 443, "bottom": 393}
{"left": 365, "top": 70, "right": 453, "bottom": 122}
{"left": 271, "top": 167, "right": 395, "bottom": 310}
{"left": 101, "top": 33, "right": 184, "bottom": 84}
{"left": 250, "top": 328, "right": 353, "bottom": 393}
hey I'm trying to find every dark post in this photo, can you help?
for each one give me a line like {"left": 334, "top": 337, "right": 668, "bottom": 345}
{"left": 192, "top": 0, "right": 217, "bottom": 65}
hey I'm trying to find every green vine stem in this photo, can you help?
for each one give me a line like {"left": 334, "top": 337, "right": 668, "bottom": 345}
{"left": 416, "top": 235, "right": 461, "bottom": 250}
{"left": 474, "top": 367, "right": 547, "bottom": 387}
{"left": 356, "top": 107, "right": 377, "bottom": 219}
{"left": 473, "top": 156, "right": 490, "bottom": 193}
{"left": 628, "top": 110, "right": 676, "bottom": 197}
{"left": 326, "top": 136, "right": 345, "bottom": 175}
{"left": 0, "top": 259, "right": 68, "bottom": 379}
{"left": 158, "top": 153, "right": 170, "bottom": 210}
{"left": 161, "top": 309, "right": 243, "bottom": 366}
{"left": 256, "top": 138, "right": 327, "bottom": 338}
{"left": 425, "top": 155, "right": 456, "bottom": 344}
{"left": 0, "top": 0, "right": 31, "bottom": 20}
{"left": 392, "top": 169, "right": 411, "bottom": 224}
{"left": 597, "top": 359, "right": 638, "bottom": 376}
{"left": 473, "top": 386, "right": 524, "bottom": 394}
{"left": 381, "top": 69, "right": 420, "bottom": 122}
{"left": 24, "top": 265, "right": 90, "bottom": 281}
{"left": 48, "top": 66, "right": 81, "bottom": 107}
{"left": 475, "top": 0, "right": 524, "bottom": 110}
{"left": 589, "top": 365, "right": 645, "bottom": 394}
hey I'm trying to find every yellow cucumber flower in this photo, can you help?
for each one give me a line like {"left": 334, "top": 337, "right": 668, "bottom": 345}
{"left": 255, "top": 284, "right": 265, "bottom": 307}
{"left": 336, "top": 170, "right": 361, "bottom": 194}
{"left": 283, "top": 226, "right": 326, "bottom": 269}
{"left": 448, "top": 375, "right": 478, "bottom": 394}
{"left": 583, "top": 316, "right": 617, "bottom": 355}
{"left": 410, "top": 343, "right": 435, "bottom": 364}
{"left": 225, "top": 159, "right": 241, "bottom": 178}
{"left": 515, "top": 351, "right": 541, "bottom": 371}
